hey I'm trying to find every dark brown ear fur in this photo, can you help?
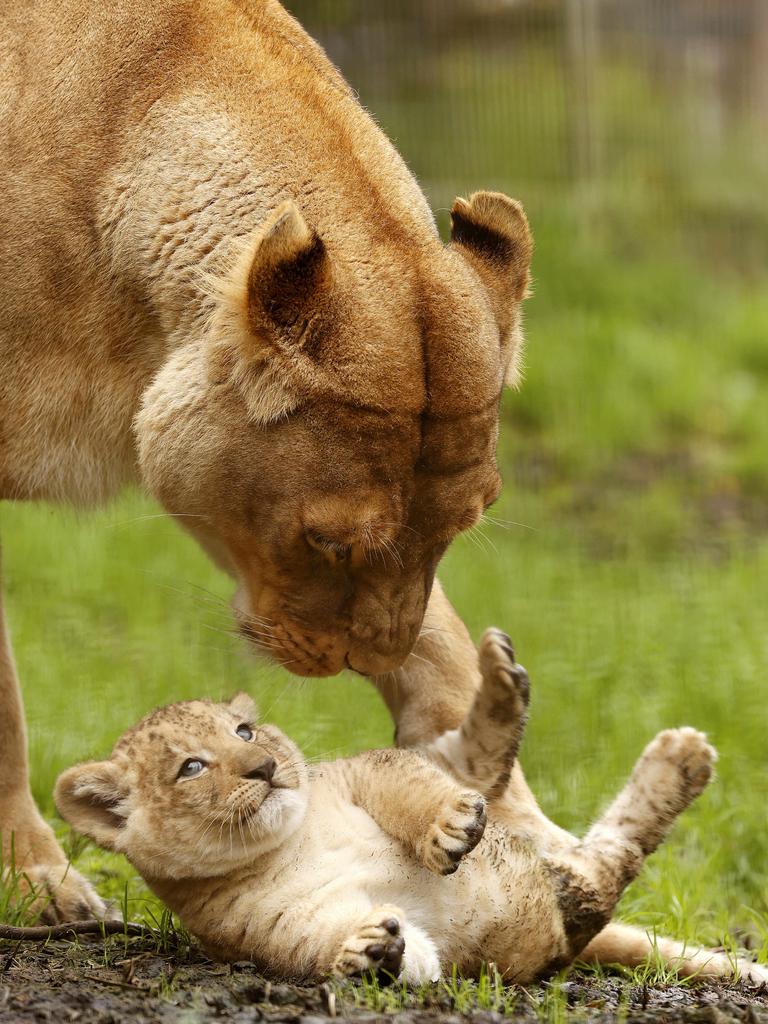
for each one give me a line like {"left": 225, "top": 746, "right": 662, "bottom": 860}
{"left": 246, "top": 201, "right": 332, "bottom": 356}
{"left": 450, "top": 191, "right": 533, "bottom": 324}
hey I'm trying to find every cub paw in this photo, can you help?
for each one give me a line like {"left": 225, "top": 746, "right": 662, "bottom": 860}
{"left": 478, "top": 628, "right": 530, "bottom": 722}
{"left": 9, "top": 863, "right": 111, "bottom": 925}
{"left": 637, "top": 728, "right": 716, "bottom": 810}
{"left": 421, "top": 790, "right": 487, "bottom": 875}
{"left": 332, "top": 906, "right": 405, "bottom": 981}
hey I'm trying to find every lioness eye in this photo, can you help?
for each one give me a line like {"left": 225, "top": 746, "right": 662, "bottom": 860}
{"left": 178, "top": 758, "right": 205, "bottom": 779}
{"left": 236, "top": 724, "right": 253, "bottom": 742}
{"left": 305, "top": 531, "right": 351, "bottom": 560}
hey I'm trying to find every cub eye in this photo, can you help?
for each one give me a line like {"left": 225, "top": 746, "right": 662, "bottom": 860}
{"left": 177, "top": 758, "right": 206, "bottom": 779}
{"left": 236, "top": 724, "right": 254, "bottom": 742}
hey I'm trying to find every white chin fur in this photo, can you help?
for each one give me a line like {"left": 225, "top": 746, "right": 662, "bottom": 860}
{"left": 250, "top": 788, "right": 308, "bottom": 850}
{"left": 400, "top": 923, "right": 441, "bottom": 984}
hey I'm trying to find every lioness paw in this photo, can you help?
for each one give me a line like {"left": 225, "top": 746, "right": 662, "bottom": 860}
{"left": 332, "top": 906, "right": 405, "bottom": 981}
{"left": 13, "top": 864, "right": 111, "bottom": 925}
{"left": 421, "top": 790, "right": 487, "bottom": 875}
{"left": 636, "top": 728, "right": 716, "bottom": 811}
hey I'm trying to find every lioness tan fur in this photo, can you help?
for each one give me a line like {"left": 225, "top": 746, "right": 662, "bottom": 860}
{"left": 0, "top": 0, "right": 535, "bottom": 917}
{"left": 56, "top": 629, "right": 768, "bottom": 985}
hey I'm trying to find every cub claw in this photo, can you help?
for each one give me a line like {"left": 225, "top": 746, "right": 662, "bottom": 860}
{"left": 479, "top": 628, "right": 531, "bottom": 710}
{"left": 422, "top": 790, "right": 487, "bottom": 875}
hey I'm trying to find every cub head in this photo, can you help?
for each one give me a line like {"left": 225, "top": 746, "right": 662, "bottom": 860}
{"left": 135, "top": 192, "right": 532, "bottom": 677}
{"left": 54, "top": 693, "right": 307, "bottom": 881}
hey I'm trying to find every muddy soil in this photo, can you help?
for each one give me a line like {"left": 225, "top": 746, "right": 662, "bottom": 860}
{"left": 1, "top": 939, "right": 767, "bottom": 1024}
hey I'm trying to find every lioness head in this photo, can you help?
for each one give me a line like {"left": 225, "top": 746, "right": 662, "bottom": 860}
{"left": 55, "top": 693, "right": 306, "bottom": 880}
{"left": 135, "top": 192, "right": 532, "bottom": 676}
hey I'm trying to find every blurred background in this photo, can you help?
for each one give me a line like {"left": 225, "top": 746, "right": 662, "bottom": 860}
{"left": 4, "top": 0, "right": 767, "bottom": 949}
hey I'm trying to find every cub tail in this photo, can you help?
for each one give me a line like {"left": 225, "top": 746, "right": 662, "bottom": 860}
{"left": 580, "top": 922, "right": 768, "bottom": 987}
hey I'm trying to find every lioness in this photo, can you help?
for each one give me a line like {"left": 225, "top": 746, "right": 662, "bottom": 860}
{"left": 55, "top": 630, "right": 768, "bottom": 985}
{"left": 0, "top": 0, "right": 701, "bottom": 976}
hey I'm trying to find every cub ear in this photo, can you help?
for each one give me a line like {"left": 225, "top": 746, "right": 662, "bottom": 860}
{"left": 207, "top": 201, "right": 331, "bottom": 425}
{"left": 54, "top": 761, "right": 128, "bottom": 852}
{"left": 226, "top": 691, "right": 258, "bottom": 723}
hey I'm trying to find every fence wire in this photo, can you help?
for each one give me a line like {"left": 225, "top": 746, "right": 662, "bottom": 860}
{"left": 285, "top": 0, "right": 768, "bottom": 264}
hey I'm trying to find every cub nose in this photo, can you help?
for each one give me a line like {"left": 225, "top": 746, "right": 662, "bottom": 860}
{"left": 243, "top": 757, "right": 276, "bottom": 783}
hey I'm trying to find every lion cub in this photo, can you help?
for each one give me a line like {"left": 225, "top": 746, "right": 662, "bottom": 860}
{"left": 56, "top": 632, "right": 764, "bottom": 985}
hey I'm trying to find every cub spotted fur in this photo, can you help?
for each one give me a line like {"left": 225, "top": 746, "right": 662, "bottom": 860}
{"left": 56, "top": 631, "right": 767, "bottom": 985}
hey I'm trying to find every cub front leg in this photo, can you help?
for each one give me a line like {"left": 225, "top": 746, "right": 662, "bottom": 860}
{"left": 424, "top": 627, "right": 530, "bottom": 799}
{"left": 339, "top": 750, "right": 486, "bottom": 875}
{"left": 376, "top": 588, "right": 578, "bottom": 848}
{"left": 419, "top": 788, "right": 487, "bottom": 875}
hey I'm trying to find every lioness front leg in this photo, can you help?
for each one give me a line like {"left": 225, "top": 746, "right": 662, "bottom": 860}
{"left": 339, "top": 749, "right": 486, "bottom": 875}
{"left": 0, "top": 555, "right": 107, "bottom": 923}
{"left": 373, "top": 581, "right": 480, "bottom": 747}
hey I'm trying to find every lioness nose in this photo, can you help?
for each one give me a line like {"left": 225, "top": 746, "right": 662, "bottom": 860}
{"left": 243, "top": 757, "right": 276, "bottom": 783}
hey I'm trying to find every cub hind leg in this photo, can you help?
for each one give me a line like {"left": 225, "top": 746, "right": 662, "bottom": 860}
{"left": 425, "top": 628, "right": 530, "bottom": 799}
{"left": 547, "top": 728, "right": 716, "bottom": 959}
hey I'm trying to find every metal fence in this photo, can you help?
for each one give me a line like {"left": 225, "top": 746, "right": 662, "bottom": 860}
{"left": 284, "top": 0, "right": 768, "bottom": 261}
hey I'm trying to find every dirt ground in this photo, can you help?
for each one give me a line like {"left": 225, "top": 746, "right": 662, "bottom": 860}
{"left": 2, "top": 939, "right": 768, "bottom": 1024}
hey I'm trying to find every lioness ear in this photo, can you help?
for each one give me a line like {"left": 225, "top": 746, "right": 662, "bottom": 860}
{"left": 207, "top": 202, "right": 331, "bottom": 425}
{"left": 451, "top": 191, "right": 532, "bottom": 304}
{"left": 227, "top": 691, "right": 257, "bottom": 723}
{"left": 451, "top": 193, "right": 532, "bottom": 388}
{"left": 246, "top": 201, "right": 330, "bottom": 341}
{"left": 54, "top": 761, "right": 128, "bottom": 851}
